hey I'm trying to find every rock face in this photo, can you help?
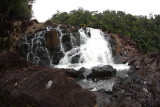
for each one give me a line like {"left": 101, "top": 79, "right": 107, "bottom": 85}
{"left": 106, "top": 51, "right": 160, "bottom": 107}
{"left": 0, "top": 51, "right": 96, "bottom": 107}
{"left": 0, "top": 20, "right": 43, "bottom": 54}
{"left": 108, "top": 33, "right": 142, "bottom": 64}
{"left": 88, "top": 65, "right": 116, "bottom": 79}
{"left": 14, "top": 23, "right": 82, "bottom": 66}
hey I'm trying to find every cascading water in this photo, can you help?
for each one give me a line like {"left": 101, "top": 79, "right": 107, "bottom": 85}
{"left": 56, "top": 28, "right": 113, "bottom": 69}
{"left": 18, "top": 26, "right": 130, "bottom": 91}
{"left": 54, "top": 27, "right": 130, "bottom": 91}
{"left": 56, "top": 27, "right": 129, "bottom": 71}
{"left": 18, "top": 30, "right": 53, "bottom": 66}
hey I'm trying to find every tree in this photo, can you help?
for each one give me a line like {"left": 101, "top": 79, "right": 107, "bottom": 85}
{"left": 50, "top": 8, "right": 160, "bottom": 53}
{"left": 0, "top": 0, "right": 35, "bottom": 27}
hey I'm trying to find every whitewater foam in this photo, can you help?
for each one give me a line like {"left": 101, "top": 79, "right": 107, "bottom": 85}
{"left": 56, "top": 27, "right": 130, "bottom": 71}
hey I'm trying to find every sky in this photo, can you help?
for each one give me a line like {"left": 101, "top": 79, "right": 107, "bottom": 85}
{"left": 32, "top": 0, "right": 160, "bottom": 22}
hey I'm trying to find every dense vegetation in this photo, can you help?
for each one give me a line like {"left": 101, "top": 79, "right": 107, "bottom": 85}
{"left": 0, "top": 0, "right": 35, "bottom": 27}
{"left": 50, "top": 8, "right": 160, "bottom": 53}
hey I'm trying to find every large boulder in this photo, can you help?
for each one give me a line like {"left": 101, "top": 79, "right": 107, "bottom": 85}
{"left": 88, "top": 65, "right": 116, "bottom": 79}
{"left": 0, "top": 52, "right": 96, "bottom": 107}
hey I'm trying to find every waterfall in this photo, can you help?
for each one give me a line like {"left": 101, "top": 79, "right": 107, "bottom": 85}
{"left": 17, "top": 26, "right": 129, "bottom": 70}
{"left": 56, "top": 27, "right": 130, "bottom": 71}
{"left": 17, "top": 26, "right": 130, "bottom": 91}
{"left": 56, "top": 28, "right": 113, "bottom": 69}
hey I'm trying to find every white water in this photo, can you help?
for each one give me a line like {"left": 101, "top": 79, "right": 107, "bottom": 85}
{"left": 25, "top": 31, "right": 52, "bottom": 65}
{"left": 56, "top": 28, "right": 130, "bottom": 71}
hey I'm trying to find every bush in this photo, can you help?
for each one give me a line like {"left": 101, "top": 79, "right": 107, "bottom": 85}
{"left": 0, "top": 0, "right": 35, "bottom": 26}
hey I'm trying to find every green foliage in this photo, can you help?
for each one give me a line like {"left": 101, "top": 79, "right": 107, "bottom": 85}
{"left": 50, "top": 8, "right": 160, "bottom": 53}
{"left": 0, "top": 0, "right": 35, "bottom": 26}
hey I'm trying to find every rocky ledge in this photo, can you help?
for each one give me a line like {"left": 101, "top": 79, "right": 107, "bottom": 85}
{"left": 106, "top": 51, "right": 160, "bottom": 107}
{"left": 0, "top": 51, "right": 96, "bottom": 107}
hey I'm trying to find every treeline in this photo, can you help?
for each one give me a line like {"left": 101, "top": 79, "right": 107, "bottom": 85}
{"left": 0, "top": 0, "right": 35, "bottom": 27}
{"left": 50, "top": 8, "right": 160, "bottom": 53}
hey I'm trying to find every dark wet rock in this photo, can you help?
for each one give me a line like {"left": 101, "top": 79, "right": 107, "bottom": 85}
{"left": 92, "top": 89, "right": 111, "bottom": 107}
{"left": 62, "top": 33, "right": 72, "bottom": 52}
{"left": 88, "top": 65, "right": 116, "bottom": 79}
{"left": 106, "top": 51, "right": 160, "bottom": 107}
{"left": 15, "top": 23, "right": 82, "bottom": 66}
{"left": 109, "top": 101, "right": 142, "bottom": 107}
{"left": 51, "top": 52, "right": 64, "bottom": 65}
{"left": 0, "top": 52, "right": 96, "bottom": 107}
{"left": 79, "top": 67, "right": 87, "bottom": 73}
{"left": 72, "top": 32, "right": 81, "bottom": 46}
{"left": 71, "top": 54, "right": 80, "bottom": 63}
{"left": 16, "top": 33, "right": 54, "bottom": 66}
{"left": 64, "top": 68, "right": 85, "bottom": 78}
{"left": 16, "top": 28, "right": 64, "bottom": 65}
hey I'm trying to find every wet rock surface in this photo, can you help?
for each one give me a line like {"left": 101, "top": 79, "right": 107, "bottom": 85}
{"left": 105, "top": 51, "right": 160, "bottom": 107}
{"left": 15, "top": 23, "right": 82, "bottom": 66}
{"left": 64, "top": 68, "right": 85, "bottom": 79}
{"left": 0, "top": 51, "right": 96, "bottom": 107}
{"left": 88, "top": 65, "right": 116, "bottom": 79}
{"left": 108, "top": 33, "right": 142, "bottom": 64}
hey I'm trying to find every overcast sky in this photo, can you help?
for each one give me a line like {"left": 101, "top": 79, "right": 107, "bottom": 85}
{"left": 32, "top": 0, "right": 160, "bottom": 22}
